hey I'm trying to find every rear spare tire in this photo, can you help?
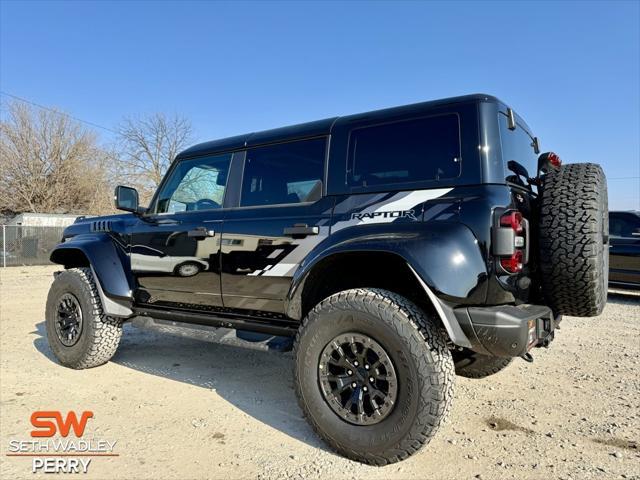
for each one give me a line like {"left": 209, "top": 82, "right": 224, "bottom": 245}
{"left": 539, "top": 163, "right": 608, "bottom": 316}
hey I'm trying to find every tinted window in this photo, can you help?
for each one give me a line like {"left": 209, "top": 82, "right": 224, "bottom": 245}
{"left": 610, "top": 213, "right": 640, "bottom": 237}
{"left": 240, "top": 138, "right": 326, "bottom": 207}
{"left": 156, "top": 153, "right": 231, "bottom": 213}
{"left": 347, "top": 114, "right": 461, "bottom": 189}
{"left": 499, "top": 112, "right": 539, "bottom": 183}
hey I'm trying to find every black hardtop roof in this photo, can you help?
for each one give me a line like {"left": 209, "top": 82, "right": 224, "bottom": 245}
{"left": 176, "top": 93, "right": 503, "bottom": 159}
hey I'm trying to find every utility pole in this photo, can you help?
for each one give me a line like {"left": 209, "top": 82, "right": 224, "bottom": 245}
{"left": 2, "top": 225, "right": 6, "bottom": 268}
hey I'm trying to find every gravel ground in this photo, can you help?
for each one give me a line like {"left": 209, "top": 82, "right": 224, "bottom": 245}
{"left": 1, "top": 266, "right": 639, "bottom": 479}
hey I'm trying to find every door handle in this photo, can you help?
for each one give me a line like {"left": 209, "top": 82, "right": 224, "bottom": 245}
{"left": 284, "top": 224, "right": 319, "bottom": 238}
{"left": 187, "top": 227, "right": 215, "bottom": 239}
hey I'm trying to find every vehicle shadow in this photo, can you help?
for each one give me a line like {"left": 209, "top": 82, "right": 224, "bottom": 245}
{"left": 32, "top": 321, "right": 329, "bottom": 452}
{"left": 607, "top": 289, "right": 640, "bottom": 306}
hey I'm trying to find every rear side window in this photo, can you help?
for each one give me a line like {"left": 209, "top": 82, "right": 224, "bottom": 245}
{"left": 347, "top": 114, "right": 461, "bottom": 189}
{"left": 498, "top": 112, "right": 539, "bottom": 181}
{"left": 240, "top": 137, "right": 326, "bottom": 207}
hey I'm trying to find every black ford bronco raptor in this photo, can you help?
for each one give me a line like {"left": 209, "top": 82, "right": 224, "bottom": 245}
{"left": 46, "top": 94, "right": 608, "bottom": 464}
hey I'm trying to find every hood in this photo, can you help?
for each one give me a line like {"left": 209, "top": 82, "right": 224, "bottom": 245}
{"left": 63, "top": 212, "right": 135, "bottom": 239}
{"left": 71, "top": 213, "right": 134, "bottom": 225}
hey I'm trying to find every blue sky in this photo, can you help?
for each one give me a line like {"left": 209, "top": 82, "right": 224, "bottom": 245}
{"left": 1, "top": 0, "right": 638, "bottom": 209}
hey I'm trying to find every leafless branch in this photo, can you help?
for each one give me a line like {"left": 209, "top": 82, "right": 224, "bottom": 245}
{"left": 0, "top": 100, "right": 114, "bottom": 215}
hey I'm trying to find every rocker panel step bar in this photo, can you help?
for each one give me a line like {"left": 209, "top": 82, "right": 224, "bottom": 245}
{"left": 132, "top": 306, "right": 298, "bottom": 337}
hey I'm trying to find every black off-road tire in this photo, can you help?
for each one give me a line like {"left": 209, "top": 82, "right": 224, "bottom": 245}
{"left": 293, "top": 288, "right": 455, "bottom": 465}
{"left": 45, "top": 268, "right": 123, "bottom": 369}
{"left": 539, "top": 163, "right": 608, "bottom": 316}
{"left": 452, "top": 349, "right": 513, "bottom": 379}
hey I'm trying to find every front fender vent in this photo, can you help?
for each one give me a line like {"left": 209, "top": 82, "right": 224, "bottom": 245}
{"left": 91, "top": 220, "right": 112, "bottom": 232}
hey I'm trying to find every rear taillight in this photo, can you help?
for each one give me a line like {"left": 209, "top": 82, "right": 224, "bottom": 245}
{"left": 500, "top": 250, "right": 524, "bottom": 273}
{"left": 547, "top": 152, "right": 562, "bottom": 168}
{"left": 500, "top": 211, "right": 524, "bottom": 233}
{"left": 494, "top": 210, "right": 528, "bottom": 274}
{"left": 538, "top": 151, "right": 562, "bottom": 172}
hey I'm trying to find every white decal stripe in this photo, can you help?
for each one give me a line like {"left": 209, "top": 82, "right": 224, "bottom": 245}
{"left": 261, "top": 263, "right": 297, "bottom": 276}
{"left": 248, "top": 227, "right": 330, "bottom": 278}
{"left": 248, "top": 189, "right": 454, "bottom": 278}
{"left": 372, "top": 188, "right": 453, "bottom": 215}
{"left": 332, "top": 188, "right": 453, "bottom": 232}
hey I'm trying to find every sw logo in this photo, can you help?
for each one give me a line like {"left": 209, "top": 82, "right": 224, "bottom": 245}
{"left": 351, "top": 209, "right": 417, "bottom": 221}
{"left": 30, "top": 410, "right": 94, "bottom": 438}
{"left": 8, "top": 411, "right": 116, "bottom": 474}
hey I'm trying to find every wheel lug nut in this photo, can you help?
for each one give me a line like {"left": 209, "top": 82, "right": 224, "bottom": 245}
{"left": 369, "top": 377, "right": 374, "bottom": 382}
{"left": 351, "top": 382, "right": 357, "bottom": 388}
{"left": 354, "top": 361, "right": 359, "bottom": 366}
{"left": 347, "top": 370, "right": 353, "bottom": 375}
{"left": 363, "top": 386, "right": 368, "bottom": 392}
{"left": 365, "top": 365, "right": 370, "bottom": 370}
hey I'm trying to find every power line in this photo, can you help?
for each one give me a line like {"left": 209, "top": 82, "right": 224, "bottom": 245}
{"left": 0, "top": 91, "right": 118, "bottom": 134}
{"left": 1, "top": 90, "right": 638, "bottom": 179}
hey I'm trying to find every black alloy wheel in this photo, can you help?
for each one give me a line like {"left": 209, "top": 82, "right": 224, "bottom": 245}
{"left": 55, "top": 293, "right": 83, "bottom": 346}
{"left": 318, "top": 332, "right": 398, "bottom": 425}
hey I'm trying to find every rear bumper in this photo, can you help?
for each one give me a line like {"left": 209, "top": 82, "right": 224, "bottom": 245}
{"left": 454, "top": 304, "right": 557, "bottom": 357}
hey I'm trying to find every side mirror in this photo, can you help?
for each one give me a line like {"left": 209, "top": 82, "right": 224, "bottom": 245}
{"left": 114, "top": 185, "right": 139, "bottom": 213}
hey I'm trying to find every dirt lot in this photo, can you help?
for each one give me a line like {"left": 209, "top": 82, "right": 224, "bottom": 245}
{"left": 0, "top": 266, "right": 639, "bottom": 479}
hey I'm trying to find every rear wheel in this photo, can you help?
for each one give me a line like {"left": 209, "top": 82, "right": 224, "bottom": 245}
{"left": 294, "top": 288, "right": 454, "bottom": 465}
{"left": 46, "top": 268, "right": 123, "bottom": 369}
{"left": 539, "top": 163, "right": 608, "bottom": 316}
{"left": 453, "top": 349, "right": 513, "bottom": 379}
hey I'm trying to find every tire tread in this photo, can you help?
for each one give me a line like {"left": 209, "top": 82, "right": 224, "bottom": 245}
{"left": 47, "top": 268, "right": 122, "bottom": 369}
{"left": 293, "top": 288, "right": 455, "bottom": 465}
{"left": 539, "top": 163, "right": 608, "bottom": 316}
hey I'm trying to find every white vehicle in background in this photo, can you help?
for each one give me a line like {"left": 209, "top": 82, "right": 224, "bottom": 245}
{"left": 130, "top": 245, "right": 209, "bottom": 277}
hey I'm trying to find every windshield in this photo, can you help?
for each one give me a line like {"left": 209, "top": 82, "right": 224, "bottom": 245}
{"left": 498, "top": 112, "right": 539, "bottom": 189}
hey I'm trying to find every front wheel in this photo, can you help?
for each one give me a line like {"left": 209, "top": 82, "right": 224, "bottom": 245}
{"left": 294, "top": 288, "right": 454, "bottom": 465}
{"left": 45, "top": 268, "right": 123, "bottom": 369}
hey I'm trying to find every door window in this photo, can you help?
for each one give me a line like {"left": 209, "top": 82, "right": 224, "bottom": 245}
{"left": 240, "top": 138, "right": 326, "bottom": 207}
{"left": 155, "top": 153, "right": 232, "bottom": 214}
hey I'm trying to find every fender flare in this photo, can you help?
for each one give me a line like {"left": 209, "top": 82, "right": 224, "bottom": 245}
{"left": 285, "top": 222, "right": 487, "bottom": 347}
{"left": 50, "top": 233, "right": 134, "bottom": 317}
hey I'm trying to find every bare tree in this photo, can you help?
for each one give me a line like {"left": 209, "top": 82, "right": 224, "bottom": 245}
{"left": 116, "top": 113, "right": 192, "bottom": 203}
{"left": 0, "top": 101, "right": 114, "bottom": 216}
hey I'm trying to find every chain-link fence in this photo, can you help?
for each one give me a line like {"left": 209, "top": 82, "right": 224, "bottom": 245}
{"left": 1, "top": 225, "right": 65, "bottom": 267}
